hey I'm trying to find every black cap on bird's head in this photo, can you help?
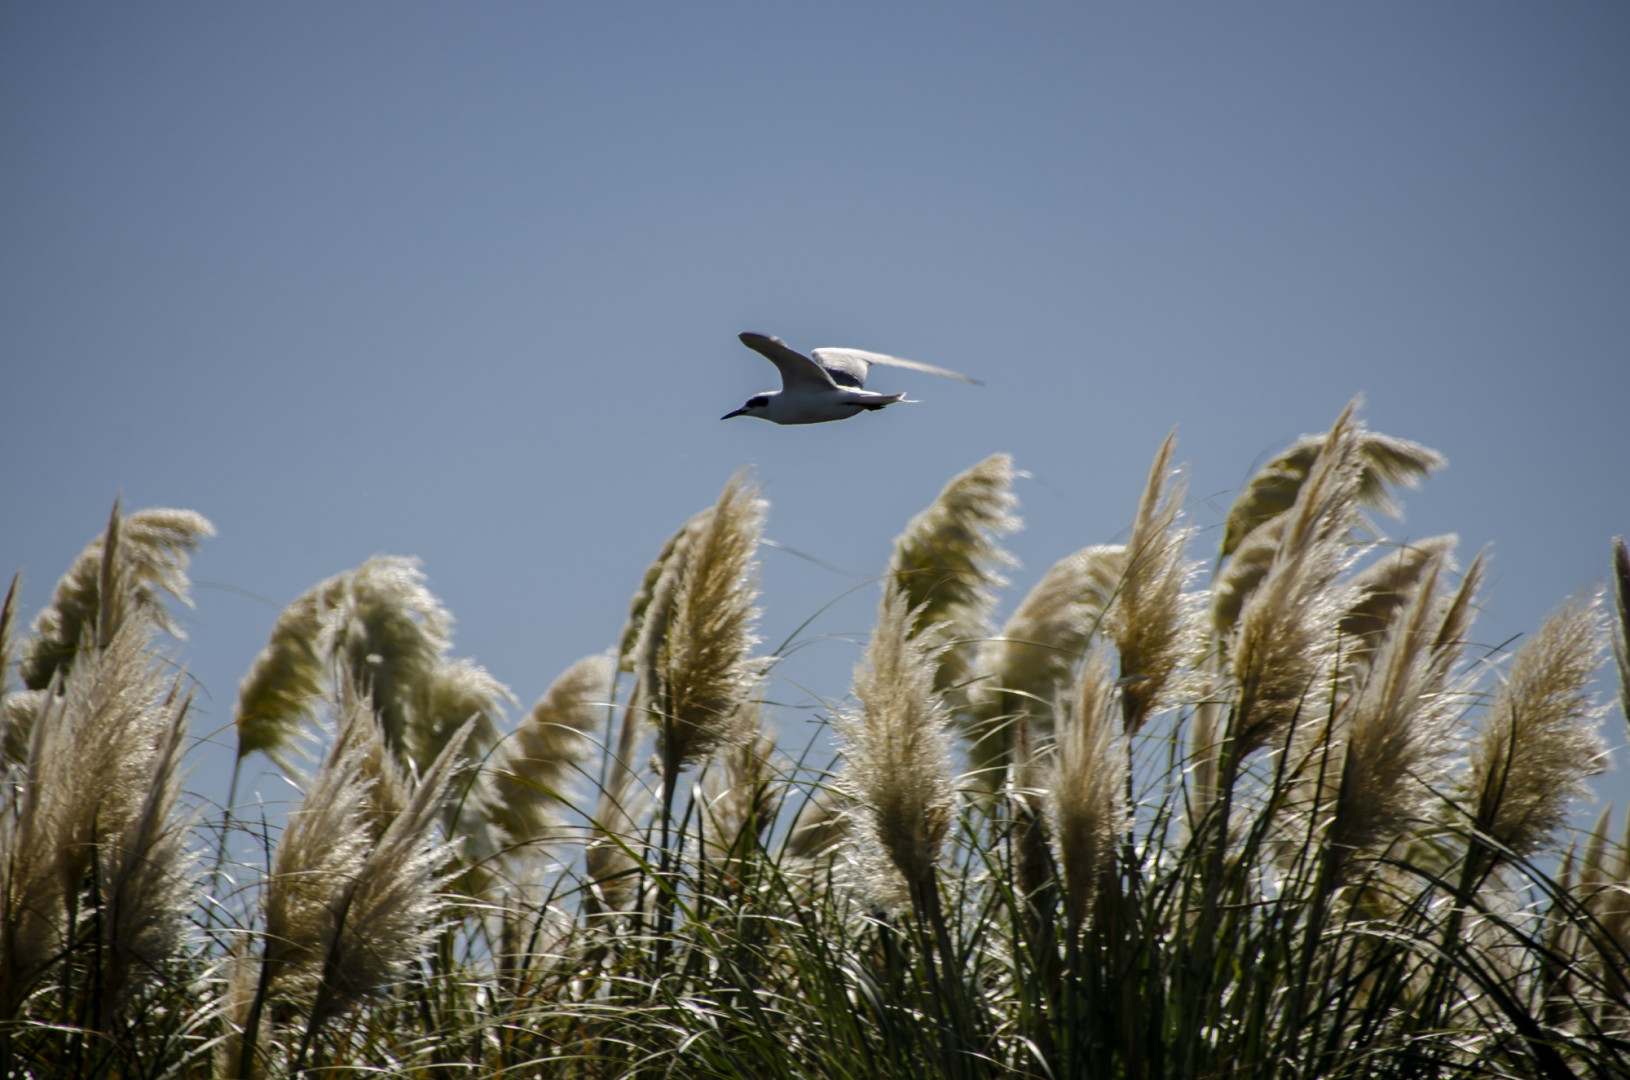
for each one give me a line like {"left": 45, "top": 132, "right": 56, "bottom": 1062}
{"left": 721, "top": 394, "right": 772, "bottom": 420}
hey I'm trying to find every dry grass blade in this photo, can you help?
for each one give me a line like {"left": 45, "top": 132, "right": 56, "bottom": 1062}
{"left": 786, "top": 785, "right": 851, "bottom": 861}
{"left": 1109, "top": 430, "right": 1201, "bottom": 733}
{"left": 701, "top": 707, "right": 781, "bottom": 873}
{"left": 20, "top": 504, "right": 214, "bottom": 690}
{"left": 1221, "top": 430, "right": 1443, "bottom": 557}
{"left": 887, "top": 454, "right": 1020, "bottom": 701}
{"left": 837, "top": 586, "right": 957, "bottom": 902}
{"left": 1463, "top": 592, "right": 1606, "bottom": 860}
{"left": 1049, "top": 649, "right": 1126, "bottom": 933}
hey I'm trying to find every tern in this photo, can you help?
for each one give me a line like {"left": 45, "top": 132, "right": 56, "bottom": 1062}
{"left": 722, "top": 331, "right": 981, "bottom": 425}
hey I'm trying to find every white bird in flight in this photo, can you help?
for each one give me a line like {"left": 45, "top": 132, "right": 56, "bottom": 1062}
{"left": 722, "top": 331, "right": 982, "bottom": 425}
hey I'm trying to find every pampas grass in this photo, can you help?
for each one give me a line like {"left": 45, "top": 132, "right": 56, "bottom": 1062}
{"left": 838, "top": 585, "right": 957, "bottom": 901}
{"left": 19, "top": 501, "right": 214, "bottom": 691}
{"left": 1463, "top": 591, "right": 1607, "bottom": 862}
{"left": 888, "top": 453, "right": 1019, "bottom": 704}
{"left": 1107, "top": 431, "right": 1201, "bottom": 734}
{"left": 1048, "top": 649, "right": 1126, "bottom": 932}
{"left": 7, "top": 401, "right": 1630, "bottom": 1080}
{"left": 964, "top": 544, "right": 1124, "bottom": 791}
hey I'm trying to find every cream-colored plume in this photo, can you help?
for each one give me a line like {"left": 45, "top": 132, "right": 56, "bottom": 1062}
{"left": 1462, "top": 592, "right": 1606, "bottom": 860}
{"left": 234, "top": 556, "right": 513, "bottom": 775}
{"left": 1107, "top": 431, "right": 1202, "bottom": 733}
{"left": 1221, "top": 430, "right": 1444, "bottom": 558}
{"left": 1227, "top": 402, "right": 1366, "bottom": 757}
{"left": 965, "top": 544, "right": 1125, "bottom": 789}
{"left": 887, "top": 454, "right": 1020, "bottom": 704}
{"left": 646, "top": 470, "right": 765, "bottom": 775}
{"left": 837, "top": 586, "right": 958, "bottom": 903}
{"left": 490, "top": 651, "right": 613, "bottom": 850}
{"left": 1048, "top": 649, "right": 1126, "bottom": 933}
{"left": 19, "top": 502, "right": 214, "bottom": 692}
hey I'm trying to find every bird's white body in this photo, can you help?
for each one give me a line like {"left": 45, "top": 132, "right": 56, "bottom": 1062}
{"left": 723, "top": 332, "right": 980, "bottom": 425}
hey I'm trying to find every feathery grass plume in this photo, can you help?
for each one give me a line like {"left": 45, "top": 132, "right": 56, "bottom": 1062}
{"left": 1227, "top": 401, "right": 1365, "bottom": 757}
{"left": 1462, "top": 592, "right": 1606, "bottom": 861}
{"left": 20, "top": 502, "right": 214, "bottom": 690}
{"left": 233, "top": 576, "right": 347, "bottom": 769}
{"left": 489, "top": 651, "right": 613, "bottom": 850}
{"left": 617, "top": 522, "right": 691, "bottom": 674}
{"left": 97, "top": 682, "right": 197, "bottom": 1016}
{"left": 1108, "top": 430, "right": 1202, "bottom": 733}
{"left": 887, "top": 454, "right": 1020, "bottom": 703}
{"left": 235, "top": 556, "right": 512, "bottom": 775}
{"left": 1220, "top": 429, "right": 1444, "bottom": 558}
{"left": 1611, "top": 537, "right": 1630, "bottom": 729}
{"left": 1049, "top": 649, "right": 1126, "bottom": 933}
{"left": 236, "top": 706, "right": 475, "bottom": 1075}
{"left": 650, "top": 470, "right": 765, "bottom": 775}
{"left": 836, "top": 586, "right": 957, "bottom": 903}
{"left": 965, "top": 544, "right": 1125, "bottom": 790}
{"left": 1, "top": 689, "right": 65, "bottom": 1019}
{"left": 1339, "top": 535, "right": 1459, "bottom": 653}
{"left": 1211, "top": 515, "right": 1285, "bottom": 640}
{"left": 306, "top": 716, "right": 473, "bottom": 1023}
{"left": 1312, "top": 557, "right": 1460, "bottom": 885}
{"left": 0, "top": 621, "right": 180, "bottom": 1018}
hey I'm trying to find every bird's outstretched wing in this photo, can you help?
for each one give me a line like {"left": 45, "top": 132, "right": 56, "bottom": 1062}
{"left": 739, "top": 332, "right": 839, "bottom": 391}
{"left": 811, "top": 346, "right": 984, "bottom": 387}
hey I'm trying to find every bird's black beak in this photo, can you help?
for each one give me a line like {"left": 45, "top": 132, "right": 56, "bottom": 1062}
{"left": 721, "top": 408, "right": 747, "bottom": 420}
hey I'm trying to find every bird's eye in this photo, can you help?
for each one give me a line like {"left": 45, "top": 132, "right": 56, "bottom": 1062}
{"left": 748, "top": 396, "right": 769, "bottom": 408}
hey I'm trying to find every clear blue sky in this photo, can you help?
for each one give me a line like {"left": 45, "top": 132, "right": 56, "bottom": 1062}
{"left": 3, "top": 4, "right": 1627, "bottom": 815}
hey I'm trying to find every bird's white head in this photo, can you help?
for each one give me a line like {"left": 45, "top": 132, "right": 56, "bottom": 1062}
{"left": 721, "top": 392, "right": 776, "bottom": 421}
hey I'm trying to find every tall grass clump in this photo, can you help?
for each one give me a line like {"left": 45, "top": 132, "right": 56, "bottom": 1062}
{"left": 4, "top": 405, "right": 1629, "bottom": 1078}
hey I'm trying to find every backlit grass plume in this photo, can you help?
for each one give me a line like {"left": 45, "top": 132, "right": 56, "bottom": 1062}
{"left": 887, "top": 453, "right": 1019, "bottom": 702}
{"left": 1226, "top": 401, "right": 1364, "bottom": 757}
{"left": 1107, "top": 430, "right": 1201, "bottom": 733}
{"left": 1338, "top": 535, "right": 1459, "bottom": 655}
{"left": 648, "top": 470, "right": 764, "bottom": 777}
{"left": 1049, "top": 648, "right": 1126, "bottom": 932}
{"left": 19, "top": 500, "right": 214, "bottom": 691}
{"left": 837, "top": 585, "right": 957, "bottom": 903}
{"left": 229, "top": 706, "right": 474, "bottom": 1077}
{"left": 1462, "top": 591, "right": 1606, "bottom": 862}
{"left": 489, "top": 651, "right": 613, "bottom": 851}
{"left": 1220, "top": 427, "right": 1444, "bottom": 557}
{"left": 234, "top": 556, "right": 512, "bottom": 776}
{"left": 1302, "top": 554, "right": 1463, "bottom": 886}
{"left": 1, "top": 622, "right": 194, "bottom": 1022}
{"left": 965, "top": 544, "right": 1124, "bottom": 790}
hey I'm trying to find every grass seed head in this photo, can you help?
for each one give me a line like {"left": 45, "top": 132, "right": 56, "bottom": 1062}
{"left": 838, "top": 586, "right": 957, "bottom": 902}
